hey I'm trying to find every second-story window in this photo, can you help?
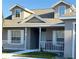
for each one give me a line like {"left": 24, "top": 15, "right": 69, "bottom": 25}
{"left": 15, "top": 9, "right": 21, "bottom": 17}
{"left": 59, "top": 6, "right": 65, "bottom": 16}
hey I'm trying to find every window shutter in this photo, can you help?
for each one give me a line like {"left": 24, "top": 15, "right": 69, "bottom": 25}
{"left": 7, "top": 30, "right": 11, "bottom": 44}
{"left": 21, "top": 30, "right": 24, "bottom": 44}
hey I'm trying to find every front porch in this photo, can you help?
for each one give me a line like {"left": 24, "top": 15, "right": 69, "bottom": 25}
{"left": 25, "top": 27, "right": 64, "bottom": 56}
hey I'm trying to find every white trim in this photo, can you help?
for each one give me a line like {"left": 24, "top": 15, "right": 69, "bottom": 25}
{"left": 51, "top": 1, "right": 71, "bottom": 8}
{"left": 72, "top": 22, "right": 76, "bottom": 58}
{"left": 7, "top": 30, "right": 11, "bottom": 44}
{"left": 7, "top": 30, "right": 24, "bottom": 45}
{"left": 3, "top": 23, "right": 65, "bottom": 27}
{"left": 59, "top": 16, "right": 76, "bottom": 20}
{"left": 10, "top": 4, "right": 34, "bottom": 14}
{"left": 21, "top": 30, "right": 24, "bottom": 44}
{"left": 20, "top": 14, "right": 46, "bottom": 23}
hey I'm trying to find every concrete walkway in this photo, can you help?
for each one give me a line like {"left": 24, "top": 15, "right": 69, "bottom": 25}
{"left": 13, "top": 49, "right": 39, "bottom": 54}
{"left": 2, "top": 49, "right": 46, "bottom": 59}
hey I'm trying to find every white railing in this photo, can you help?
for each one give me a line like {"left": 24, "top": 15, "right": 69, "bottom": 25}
{"left": 40, "top": 41, "right": 64, "bottom": 52}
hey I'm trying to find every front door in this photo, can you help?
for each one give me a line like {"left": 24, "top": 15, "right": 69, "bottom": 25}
{"left": 30, "top": 28, "right": 39, "bottom": 49}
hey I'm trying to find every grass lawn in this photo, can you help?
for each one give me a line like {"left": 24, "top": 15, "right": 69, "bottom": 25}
{"left": 2, "top": 49, "right": 21, "bottom": 53}
{"left": 15, "top": 52, "right": 57, "bottom": 59}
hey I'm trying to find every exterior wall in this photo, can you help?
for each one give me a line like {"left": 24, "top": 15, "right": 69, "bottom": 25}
{"left": 2, "top": 27, "right": 25, "bottom": 50}
{"left": 64, "top": 20, "right": 75, "bottom": 58}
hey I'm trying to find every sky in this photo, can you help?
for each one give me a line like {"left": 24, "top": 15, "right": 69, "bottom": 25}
{"left": 2, "top": 0, "right": 76, "bottom": 18}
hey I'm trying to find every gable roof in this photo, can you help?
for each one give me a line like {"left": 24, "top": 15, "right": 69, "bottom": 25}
{"left": 10, "top": 4, "right": 34, "bottom": 14}
{"left": 20, "top": 14, "right": 46, "bottom": 23}
{"left": 51, "top": 0, "right": 71, "bottom": 8}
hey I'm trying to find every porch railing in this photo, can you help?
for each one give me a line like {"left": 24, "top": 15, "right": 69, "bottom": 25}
{"left": 40, "top": 41, "right": 64, "bottom": 52}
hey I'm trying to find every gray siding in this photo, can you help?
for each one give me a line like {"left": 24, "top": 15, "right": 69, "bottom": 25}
{"left": 26, "top": 28, "right": 31, "bottom": 49}
{"left": 2, "top": 28, "right": 25, "bottom": 50}
{"left": 46, "top": 28, "right": 52, "bottom": 41}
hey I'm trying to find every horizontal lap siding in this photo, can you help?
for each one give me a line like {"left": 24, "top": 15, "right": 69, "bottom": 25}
{"left": 46, "top": 27, "right": 64, "bottom": 41}
{"left": 46, "top": 28, "right": 52, "bottom": 41}
{"left": 2, "top": 28, "right": 25, "bottom": 50}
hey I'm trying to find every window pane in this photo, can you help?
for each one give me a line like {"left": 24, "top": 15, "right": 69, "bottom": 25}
{"left": 56, "top": 31, "right": 64, "bottom": 38}
{"left": 56, "top": 30, "right": 64, "bottom": 45}
{"left": 41, "top": 32, "right": 46, "bottom": 41}
{"left": 12, "top": 30, "right": 21, "bottom": 37}
{"left": 11, "top": 30, "right": 21, "bottom": 43}
{"left": 11, "top": 37, "right": 21, "bottom": 43}
{"left": 56, "top": 38, "right": 64, "bottom": 42}
{"left": 16, "top": 9, "right": 20, "bottom": 17}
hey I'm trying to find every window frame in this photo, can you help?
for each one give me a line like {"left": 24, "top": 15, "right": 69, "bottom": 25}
{"left": 15, "top": 9, "right": 21, "bottom": 18}
{"left": 58, "top": 6, "right": 66, "bottom": 16}
{"left": 7, "top": 30, "right": 24, "bottom": 45}
{"left": 52, "top": 30, "right": 64, "bottom": 46}
{"left": 56, "top": 30, "right": 64, "bottom": 45}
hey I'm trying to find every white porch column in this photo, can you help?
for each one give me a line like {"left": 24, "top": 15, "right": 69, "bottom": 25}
{"left": 72, "top": 23, "right": 76, "bottom": 59}
{"left": 25, "top": 27, "right": 27, "bottom": 50}
{"left": 39, "top": 27, "right": 41, "bottom": 51}
{"left": 52, "top": 31, "right": 56, "bottom": 45}
{"left": 64, "top": 21, "right": 73, "bottom": 58}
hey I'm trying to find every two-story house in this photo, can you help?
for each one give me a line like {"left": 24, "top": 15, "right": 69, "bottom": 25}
{"left": 2, "top": 0, "right": 76, "bottom": 58}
